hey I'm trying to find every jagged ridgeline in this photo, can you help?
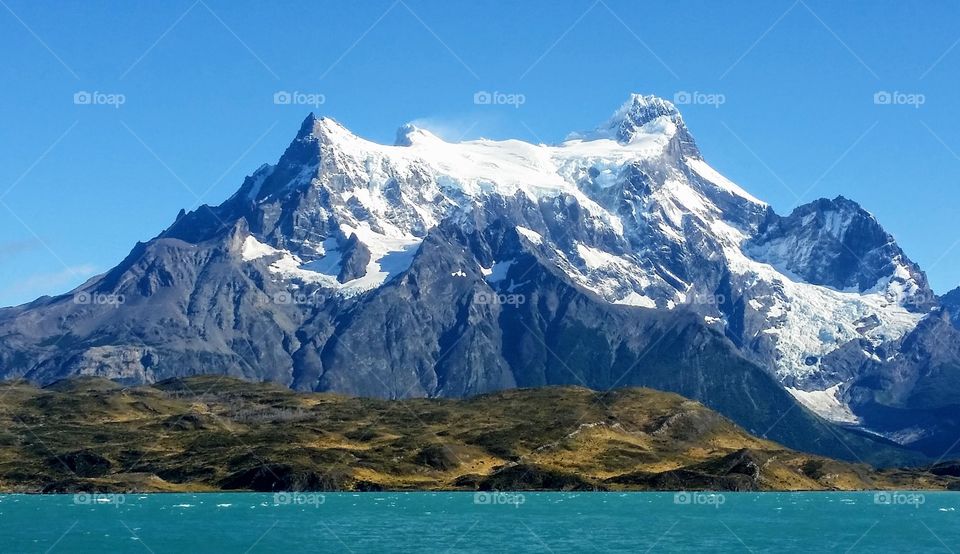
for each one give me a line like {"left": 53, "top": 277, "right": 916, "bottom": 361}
{"left": 1, "top": 94, "right": 958, "bottom": 465}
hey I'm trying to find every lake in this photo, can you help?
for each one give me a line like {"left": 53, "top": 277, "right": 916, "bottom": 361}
{"left": 0, "top": 491, "right": 956, "bottom": 552}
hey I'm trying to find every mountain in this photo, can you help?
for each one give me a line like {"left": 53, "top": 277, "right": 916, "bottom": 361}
{"left": 943, "top": 287, "right": 960, "bottom": 328}
{"left": 0, "top": 376, "right": 954, "bottom": 493}
{"left": 0, "top": 94, "right": 954, "bottom": 463}
{"left": 746, "top": 197, "right": 931, "bottom": 297}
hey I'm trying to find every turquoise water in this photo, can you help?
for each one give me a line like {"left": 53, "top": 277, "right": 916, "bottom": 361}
{"left": 0, "top": 492, "right": 957, "bottom": 552}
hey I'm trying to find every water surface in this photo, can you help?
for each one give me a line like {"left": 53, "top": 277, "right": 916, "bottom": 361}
{"left": 1, "top": 491, "right": 956, "bottom": 552}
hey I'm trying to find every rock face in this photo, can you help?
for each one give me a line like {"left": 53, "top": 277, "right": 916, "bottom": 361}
{"left": 840, "top": 310, "right": 960, "bottom": 457}
{"left": 746, "top": 197, "right": 931, "bottom": 300}
{"left": 0, "top": 94, "right": 954, "bottom": 461}
{"left": 943, "top": 288, "right": 960, "bottom": 329}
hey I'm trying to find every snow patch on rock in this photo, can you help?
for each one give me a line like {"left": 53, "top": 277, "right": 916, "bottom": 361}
{"left": 786, "top": 384, "right": 860, "bottom": 424}
{"left": 241, "top": 236, "right": 280, "bottom": 261}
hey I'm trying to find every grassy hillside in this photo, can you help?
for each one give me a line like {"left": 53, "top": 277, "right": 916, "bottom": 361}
{"left": 0, "top": 376, "right": 955, "bottom": 493}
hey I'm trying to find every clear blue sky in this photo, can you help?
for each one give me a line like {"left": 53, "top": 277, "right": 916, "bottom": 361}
{"left": 1, "top": 0, "right": 959, "bottom": 307}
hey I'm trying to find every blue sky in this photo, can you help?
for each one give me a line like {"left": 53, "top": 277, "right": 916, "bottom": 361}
{"left": 1, "top": 0, "right": 959, "bottom": 307}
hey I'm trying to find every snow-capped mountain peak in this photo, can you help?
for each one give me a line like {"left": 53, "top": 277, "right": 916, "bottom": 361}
{"left": 216, "top": 96, "right": 933, "bottom": 410}
{"left": 569, "top": 94, "right": 701, "bottom": 159}
{"left": 308, "top": 115, "right": 359, "bottom": 144}
{"left": 604, "top": 93, "right": 683, "bottom": 141}
{"left": 746, "top": 195, "right": 932, "bottom": 301}
{"left": 395, "top": 123, "right": 442, "bottom": 146}
{"left": 3, "top": 93, "right": 950, "bottom": 446}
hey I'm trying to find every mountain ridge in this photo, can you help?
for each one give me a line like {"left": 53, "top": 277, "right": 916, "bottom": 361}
{"left": 0, "top": 93, "right": 956, "bottom": 465}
